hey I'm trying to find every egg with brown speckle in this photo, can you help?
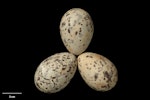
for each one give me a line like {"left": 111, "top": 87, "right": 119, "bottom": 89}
{"left": 77, "top": 52, "right": 118, "bottom": 91}
{"left": 34, "top": 52, "right": 77, "bottom": 93}
{"left": 60, "top": 8, "right": 94, "bottom": 55}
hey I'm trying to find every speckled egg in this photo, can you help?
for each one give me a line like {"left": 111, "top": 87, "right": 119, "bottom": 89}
{"left": 60, "top": 8, "right": 94, "bottom": 55}
{"left": 77, "top": 52, "right": 118, "bottom": 91}
{"left": 34, "top": 52, "right": 77, "bottom": 93}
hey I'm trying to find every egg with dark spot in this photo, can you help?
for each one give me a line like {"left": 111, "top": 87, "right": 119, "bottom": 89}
{"left": 60, "top": 8, "right": 94, "bottom": 55}
{"left": 34, "top": 52, "right": 77, "bottom": 93}
{"left": 77, "top": 52, "right": 118, "bottom": 91}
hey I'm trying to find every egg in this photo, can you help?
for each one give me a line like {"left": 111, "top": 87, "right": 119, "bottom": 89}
{"left": 34, "top": 52, "right": 77, "bottom": 93}
{"left": 77, "top": 52, "right": 118, "bottom": 91}
{"left": 59, "top": 8, "right": 94, "bottom": 55}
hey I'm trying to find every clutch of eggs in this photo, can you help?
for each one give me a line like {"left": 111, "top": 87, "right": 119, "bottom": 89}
{"left": 34, "top": 8, "right": 118, "bottom": 93}
{"left": 77, "top": 52, "right": 118, "bottom": 91}
{"left": 60, "top": 8, "right": 94, "bottom": 55}
{"left": 34, "top": 52, "right": 77, "bottom": 93}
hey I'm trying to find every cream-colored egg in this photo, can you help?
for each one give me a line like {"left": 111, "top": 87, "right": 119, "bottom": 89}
{"left": 60, "top": 8, "right": 94, "bottom": 55}
{"left": 34, "top": 52, "right": 77, "bottom": 93}
{"left": 77, "top": 52, "right": 118, "bottom": 91}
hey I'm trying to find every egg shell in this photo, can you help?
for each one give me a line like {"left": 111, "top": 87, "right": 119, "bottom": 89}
{"left": 60, "top": 8, "right": 94, "bottom": 55}
{"left": 34, "top": 52, "right": 77, "bottom": 93}
{"left": 77, "top": 52, "right": 118, "bottom": 91}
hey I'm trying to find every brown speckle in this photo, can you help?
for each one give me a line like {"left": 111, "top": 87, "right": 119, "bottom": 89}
{"left": 90, "top": 56, "right": 93, "bottom": 58}
{"left": 46, "top": 62, "right": 50, "bottom": 65}
{"left": 67, "top": 17, "right": 71, "bottom": 20}
{"left": 75, "top": 31, "right": 78, "bottom": 35}
{"left": 44, "top": 77, "right": 49, "bottom": 80}
{"left": 62, "top": 68, "right": 66, "bottom": 70}
{"left": 86, "top": 55, "right": 93, "bottom": 58}
{"left": 63, "top": 54, "right": 66, "bottom": 57}
{"left": 104, "top": 77, "right": 106, "bottom": 80}
{"left": 68, "top": 39, "right": 74, "bottom": 43}
{"left": 64, "top": 81, "right": 67, "bottom": 84}
{"left": 36, "top": 83, "right": 41, "bottom": 88}
{"left": 103, "top": 71, "right": 112, "bottom": 82}
{"left": 94, "top": 61, "right": 97, "bottom": 64}
{"left": 100, "top": 60, "right": 104, "bottom": 66}
{"left": 66, "top": 13, "right": 70, "bottom": 16}
{"left": 79, "top": 28, "right": 82, "bottom": 32}
{"left": 78, "top": 22, "right": 83, "bottom": 26}
{"left": 40, "top": 83, "right": 42, "bottom": 85}
{"left": 52, "top": 77, "right": 56, "bottom": 79}
{"left": 61, "top": 22, "right": 66, "bottom": 27}
{"left": 67, "top": 56, "right": 70, "bottom": 59}
{"left": 101, "top": 85, "right": 107, "bottom": 88}
{"left": 44, "top": 59, "right": 48, "bottom": 63}
{"left": 94, "top": 73, "right": 98, "bottom": 81}
{"left": 68, "top": 29, "right": 70, "bottom": 33}
{"left": 87, "top": 67, "right": 91, "bottom": 70}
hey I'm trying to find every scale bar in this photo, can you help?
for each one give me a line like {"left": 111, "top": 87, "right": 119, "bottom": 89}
{"left": 2, "top": 92, "right": 22, "bottom": 94}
